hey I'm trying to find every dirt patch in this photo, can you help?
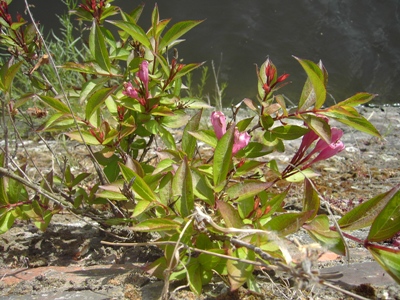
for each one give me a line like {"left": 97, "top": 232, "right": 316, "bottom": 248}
{"left": 0, "top": 106, "right": 400, "bottom": 299}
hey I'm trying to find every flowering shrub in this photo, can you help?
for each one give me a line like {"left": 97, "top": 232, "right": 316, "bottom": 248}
{"left": 0, "top": 0, "right": 399, "bottom": 297}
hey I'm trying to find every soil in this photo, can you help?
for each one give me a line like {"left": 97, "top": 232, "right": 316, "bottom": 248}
{"left": 0, "top": 106, "right": 399, "bottom": 299}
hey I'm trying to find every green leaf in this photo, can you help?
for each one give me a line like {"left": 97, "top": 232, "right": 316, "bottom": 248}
{"left": 302, "top": 179, "right": 320, "bottom": 219}
{"left": 285, "top": 168, "right": 320, "bottom": 183}
{"left": 66, "top": 131, "right": 101, "bottom": 145}
{"left": 216, "top": 200, "right": 244, "bottom": 228}
{"left": 182, "top": 110, "right": 202, "bottom": 159}
{"left": 159, "top": 125, "right": 177, "bottom": 150}
{"left": 235, "top": 160, "right": 265, "bottom": 177}
{"left": 96, "top": 183, "right": 127, "bottom": 201}
{"left": 130, "top": 218, "right": 181, "bottom": 232}
{"left": 262, "top": 190, "right": 288, "bottom": 218}
{"left": 264, "top": 211, "right": 313, "bottom": 237}
{"left": 335, "top": 93, "right": 377, "bottom": 107}
{"left": 303, "top": 215, "right": 346, "bottom": 255}
{"left": 107, "top": 20, "right": 151, "bottom": 49}
{"left": 188, "top": 130, "right": 217, "bottom": 148}
{"left": 89, "top": 20, "right": 111, "bottom": 72}
{"left": 33, "top": 210, "right": 53, "bottom": 232}
{"left": 119, "top": 163, "right": 157, "bottom": 202}
{"left": 132, "top": 200, "right": 153, "bottom": 217}
{"left": 191, "top": 168, "right": 214, "bottom": 205}
{"left": 235, "top": 142, "right": 273, "bottom": 158}
{"left": 38, "top": 95, "right": 70, "bottom": 114}
{"left": 368, "top": 189, "right": 400, "bottom": 242}
{"left": 85, "top": 86, "right": 117, "bottom": 120}
{"left": 302, "top": 114, "right": 331, "bottom": 144}
{"left": 226, "top": 180, "right": 273, "bottom": 202}
{"left": 0, "top": 154, "right": 9, "bottom": 205}
{"left": 295, "top": 57, "right": 326, "bottom": 111}
{"left": 368, "top": 246, "right": 400, "bottom": 284}
{"left": 270, "top": 125, "right": 310, "bottom": 140}
{"left": 213, "top": 126, "right": 234, "bottom": 191}
{"left": 161, "top": 112, "right": 190, "bottom": 128}
{"left": 338, "top": 183, "right": 400, "bottom": 231}
{"left": 0, "top": 210, "right": 16, "bottom": 234}
{"left": 187, "top": 263, "right": 203, "bottom": 295}
{"left": 227, "top": 247, "right": 254, "bottom": 291}
{"left": 172, "top": 158, "right": 193, "bottom": 217}
{"left": 236, "top": 116, "right": 254, "bottom": 132}
{"left": 321, "top": 106, "right": 381, "bottom": 138}
{"left": 0, "top": 60, "right": 23, "bottom": 92}
{"left": 159, "top": 20, "right": 203, "bottom": 50}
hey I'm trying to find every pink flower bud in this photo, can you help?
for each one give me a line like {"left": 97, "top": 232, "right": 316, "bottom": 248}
{"left": 232, "top": 129, "right": 251, "bottom": 155}
{"left": 138, "top": 60, "right": 149, "bottom": 89}
{"left": 211, "top": 111, "right": 227, "bottom": 139}
{"left": 122, "top": 82, "right": 139, "bottom": 99}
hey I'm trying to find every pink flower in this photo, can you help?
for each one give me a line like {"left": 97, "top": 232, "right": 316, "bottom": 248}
{"left": 284, "top": 127, "right": 345, "bottom": 177}
{"left": 123, "top": 82, "right": 139, "bottom": 99}
{"left": 305, "top": 140, "right": 345, "bottom": 167}
{"left": 233, "top": 130, "right": 251, "bottom": 155}
{"left": 137, "top": 60, "right": 149, "bottom": 93}
{"left": 211, "top": 111, "right": 250, "bottom": 155}
{"left": 211, "top": 111, "right": 227, "bottom": 139}
{"left": 309, "top": 128, "right": 344, "bottom": 156}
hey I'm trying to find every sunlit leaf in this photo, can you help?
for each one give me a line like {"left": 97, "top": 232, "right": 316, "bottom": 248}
{"left": 188, "top": 130, "right": 217, "bottom": 148}
{"left": 321, "top": 106, "right": 381, "bottom": 138}
{"left": 0, "top": 60, "right": 23, "bottom": 92}
{"left": 335, "top": 93, "right": 377, "bottom": 107}
{"left": 213, "top": 126, "right": 234, "bottom": 191}
{"left": 303, "top": 215, "right": 346, "bottom": 255}
{"left": 302, "top": 179, "right": 319, "bottom": 219}
{"left": 172, "top": 158, "right": 193, "bottom": 217}
{"left": 302, "top": 114, "right": 331, "bottom": 144}
{"left": 235, "top": 142, "right": 273, "bottom": 158}
{"left": 182, "top": 110, "right": 202, "bottom": 159}
{"left": 187, "top": 263, "right": 203, "bottom": 295}
{"left": 89, "top": 20, "right": 111, "bottom": 72}
{"left": 85, "top": 86, "right": 118, "bottom": 120}
{"left": 295, "top": 57, "right": 326, "bottom": 111}
{"left": 227, "top": 247, "right": 254, "bottom": 291}
{"left": 264, "top": 211, "right": 313, "bottom": 236}
{"left": 130, "top": 218, "right": 181, "bottom": 232}
{"left": 270, "top": 125, "right": 310, "bottom": 140}
{"left": 107, "top": 20, "right": 151, "bottom": 49}
{"left": 0, "top": 210, "right": 15, "bottom": 234}
{"left": 38, "top": 95, "right": 70, "bottom": 114}
{"left": 216, "top": 200, "right": 244, "bottom": 228}
{"left": 66, "top": 131, "right": 101, "bottom": 145}
{"left": 191, "top": 169, "right": 214, "bottom": 205}
{"left": 368, "top": 246, "right": 400, "bottom": 284}
{"left": 338, "top": 183, "right": 400, "bottom": 231}
{"left": 226, "top": 180, "right": 273, "bottom": 202}
{"left": 236, "top": 116, "right": 254, "bottom": 132}
{"left": 368, "top": 189, "right": 400, "bottom": 242}
{"left": 159, "top": 20, "right": 203, "bottom": 50}
{"left": 285, "top": 168, "right": 320, "bottom": 183}
{"left": 119, "top": 163, "right": 157, "bottom": 202}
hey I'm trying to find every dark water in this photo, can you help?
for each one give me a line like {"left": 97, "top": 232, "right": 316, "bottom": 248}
{"left": 10, "top": 0, "right": 400, "bottom": 105}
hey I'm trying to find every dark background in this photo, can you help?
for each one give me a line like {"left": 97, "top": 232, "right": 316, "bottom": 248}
{"left": 9, "top": 0, "right": 400, "bottom": 105}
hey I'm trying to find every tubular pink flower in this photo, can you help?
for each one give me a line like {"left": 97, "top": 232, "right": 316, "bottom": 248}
{"left": 138, "top": 60, "right": 149, "bottom": 92}
{"left": 311, "top": 128, "right": 344, "bottom": 154}
{"left": 304, "top": 140, "right": 345, "bottom": 168}
{"left": 123, "top": 82, "right": 139, "bottom": 99}
{"left": 233, "top": 130, "right": 251, "bottom": 155}
{"left": 211, "top": 111, "right": 227, "bottom": 139}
